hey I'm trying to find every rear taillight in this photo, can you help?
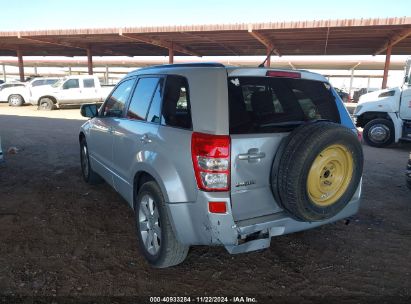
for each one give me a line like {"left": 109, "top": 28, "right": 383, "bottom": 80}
{"left": 266, "top": 70, "right": 301, "bottom": 78}
{"left": 191, "top": 132, "right": 230, "bottom": 191}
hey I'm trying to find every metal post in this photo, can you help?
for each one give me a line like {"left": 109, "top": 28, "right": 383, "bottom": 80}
{"left": 266, "top": 47, "right": 271, "bottom": 68}
{"left": 382, "top": 43, "right": 392, "bottom": 89}
{"left": 17, "top": 50, "right": 24, "bottom": 82}
{"left": 34, "top": 65, "right": 38, "bottom": 75}
{"left": 349, "top": 68, "right": 355, "bottom": 98}
{"left": 86, "top": 48, "right": 93, "bottom": 75}
{"left": 2, "top": 64, "right": 6, "bottom": 82}
{"left": 105, "top": 65, "right": 109, "bottom": 84}
{"left": 367, "top": 77, "right": 371, "bottom": 93}
{"left": 168, "top": 42, "right": 174, "bottom": 64}
{"left": 68, "top": 66, "right": 72, "bottom": 76}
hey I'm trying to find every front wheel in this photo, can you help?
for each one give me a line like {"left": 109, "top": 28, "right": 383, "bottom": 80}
{"left": 135, "top": 181, "right": 188, "bottom": 268}
{"left": 80, "top": 138, "right": 103, "bottom": 184}
{"left": 8, "top": 94, "right": 24, "bottom": 107}
{"left": 363, "top": 118, "right": 394, "bottom": 148}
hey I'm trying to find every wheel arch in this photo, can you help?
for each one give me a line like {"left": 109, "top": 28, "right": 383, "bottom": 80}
{"left": 133, "top": 170, "right": 164, "bottom": 210}
{"left": 79, "top": 131, "right": 85, "bottom": 143}
{"left": 8, "top": 93, "right": 25, "bottom": 103}
{"left": 356, "top": 111, "right": 392, "bottom": 128}
{"left": 37, "top": 95, "right": 57, "bottom": 105}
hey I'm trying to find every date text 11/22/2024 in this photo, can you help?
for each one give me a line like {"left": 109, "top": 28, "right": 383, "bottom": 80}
{"left": 149, "top": 296, "right": 258, "bottom": 303}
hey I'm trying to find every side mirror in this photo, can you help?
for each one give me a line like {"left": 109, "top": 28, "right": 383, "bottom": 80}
{"left": 80, "top": 103, "right": 99, "bottom": 118}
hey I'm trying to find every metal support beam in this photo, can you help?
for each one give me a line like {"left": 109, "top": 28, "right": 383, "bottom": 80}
{"left": 374, "top": 28, "right": 411, "bottom": 55}
{"left": 17, "top": 35, "right": 128, "bottom": 56}
{"left": 119, "top": 31, "right": 201, "bottom": 57}
{"left": 86, "top": 48, "right": 93, "bottom": 75}
{"left": 17, "top": 50, "right": 24, "bottom": 82}
{"left": 34, "top": 65, "right": 38, "bottom": 75}
{"left": 2, "top": 64, "right": 6, "bottom": 82}
{"left": 265, "top": 47, "right": 271, "bottom": 67}
{"left": 248, "top": 29, "right": 281, "bottom": 56}
{"left": 382, "top": 44, "right": 392, "bottom": 89}
{"left": 349, "top": 68, "right": 355, "bottom": 98}
{"left": 367, "top": 77, "right": 371, "bottom": 93}
{"left": 68, "top": 66, "right": 72, "bottom": 76}
{"left": 169, "top": 42, "right": 174, "bottom": 64}
{"left": 105, "top": 65, "right": 109, "bottom": 84}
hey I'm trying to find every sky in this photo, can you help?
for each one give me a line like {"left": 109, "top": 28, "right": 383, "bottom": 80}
{"left": 0, "top": 0, "right": 409, "bottom": 31}
{"left": 1, "top": 0, "right": 409, "bottom": 89}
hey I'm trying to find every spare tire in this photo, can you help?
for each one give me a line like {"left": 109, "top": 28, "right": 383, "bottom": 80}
{"left": 271, "top": 122, "right": 363, "bottom": 222}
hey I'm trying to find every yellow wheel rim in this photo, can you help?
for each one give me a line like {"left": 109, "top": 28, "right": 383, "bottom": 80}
{"left": 307, "top": 144, "right": 353, "bottom": 207}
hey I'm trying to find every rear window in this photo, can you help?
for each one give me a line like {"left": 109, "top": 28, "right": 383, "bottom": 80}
{"left": 228, "top": 76, "right": 340, "bottom": 134}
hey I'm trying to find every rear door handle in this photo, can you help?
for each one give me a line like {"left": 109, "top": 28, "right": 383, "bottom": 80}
{"left": 238, "top": 149, "right": 265, "bottom": 161}
{"left": 140, "top": 134, "right": 152, "bottom": 144}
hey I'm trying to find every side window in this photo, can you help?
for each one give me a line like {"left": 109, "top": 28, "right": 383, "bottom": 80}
{"left": 162, "top": 75, "right": 192, "bottom": 129}
{"left": 63, "top": 79, "right": 79, "bottom": 90}
{"left": 31, "top": 80, "right": 43, "bottom": 87}
{"left": 45, "top": 79, "right": 57, "bottom": 85}
{"left": 127, "top": 77, "right": 159, "bottom": 120}
{"left": 103, "top": 79, "right": 135, "bottom": 117}
{"left": 147, "top": 79, "right": 164, "bottom": 124}
{"left": 83, "top": 79, "right": 95, "bottom": 88}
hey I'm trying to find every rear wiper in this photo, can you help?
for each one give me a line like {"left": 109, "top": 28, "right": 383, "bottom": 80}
{"left": 259, "top": 119, "right": 330, "bottom": 128}
{"left": 259, "top": 120, "right": 306, "bottom": 128}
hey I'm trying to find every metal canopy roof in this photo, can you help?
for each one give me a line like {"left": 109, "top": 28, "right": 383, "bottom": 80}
{"left": 0, "top": 17, "right": 411, "bottom": 57}
{"left": 0, "top": 57, "right": 407, "bottom": 70}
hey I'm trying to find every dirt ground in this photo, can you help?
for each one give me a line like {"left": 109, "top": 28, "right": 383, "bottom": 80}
{"left": 0, "top": 104, "right": 410, "bottom": 302}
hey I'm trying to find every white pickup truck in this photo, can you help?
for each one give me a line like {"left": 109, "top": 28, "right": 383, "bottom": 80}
{"left": 0, "top": 77, "right": 60, "bottom": 106}
{"left": 353, "top": 58, "right": 411, "bottom": 147}
{"left": 30, "top": 75, "right": 114, "bottom": 110}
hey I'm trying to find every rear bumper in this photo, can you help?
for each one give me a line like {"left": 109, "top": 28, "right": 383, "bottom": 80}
{"left": 166, "top": 183, "right": 362, "bottom": 254}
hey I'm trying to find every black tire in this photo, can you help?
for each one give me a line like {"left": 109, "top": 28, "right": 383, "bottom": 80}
{"left": 135, "top": 181, "right": 189, "bottom": 268}
{"left": 363, "top": 118, "right": 394, "bottom": 148}
{"left": 38, "top": 97, "right": 55, "bottom": 111}
{"left": 271, "top": 122, "right": 363, "bottom": 222}
{"left": 8, "top": 94, "right": 24, "bottom": 107}
{"left": 80, "top": 138, "right": 103, "bottom": 184}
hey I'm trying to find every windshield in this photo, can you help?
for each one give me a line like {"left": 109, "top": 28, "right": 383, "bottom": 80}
{"left": 51, "top": 78, "right": 65, "bottom": 88}
{"left": 228, "top": 76, "right": 340, "bottom": 134}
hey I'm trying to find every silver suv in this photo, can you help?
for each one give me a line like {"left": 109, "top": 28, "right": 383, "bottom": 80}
{"left": 79, "top": 63, "right": 363, "bottom": 268}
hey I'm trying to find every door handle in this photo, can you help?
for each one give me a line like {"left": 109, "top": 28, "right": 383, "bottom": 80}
{"left": 238, "top": 148, "right": 265, "bottom": 161}
{"left": 140, "top": 134, "right": 152, "bottom": 144}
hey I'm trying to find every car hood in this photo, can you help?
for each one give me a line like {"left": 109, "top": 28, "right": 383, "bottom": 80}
{"left": 358, "top": 87, "right": 401, "bottom": 104}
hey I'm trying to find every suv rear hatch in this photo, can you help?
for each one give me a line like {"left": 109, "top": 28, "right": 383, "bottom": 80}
{"left": 228, "top": 69, "right": 341, "bottom": 221}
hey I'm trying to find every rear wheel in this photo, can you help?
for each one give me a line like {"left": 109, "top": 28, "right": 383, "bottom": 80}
{"left": 8, "top": 94, "right": 24, "bottom": 107}
{"left": 363, "top": 118, "right": 394, "bottom": 148}
{"left": 271, "top": 122, "right": 363, "bottom": 222}
{"left": 38, "top": 97, "right": 55, "bottom": 111}
{"left": 135, "top": 181, "right": 188, "bottom": 268}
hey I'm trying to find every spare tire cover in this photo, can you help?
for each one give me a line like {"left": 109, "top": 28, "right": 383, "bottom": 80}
{"left": 271, "top": 122, "right": 363, "bottom": 222}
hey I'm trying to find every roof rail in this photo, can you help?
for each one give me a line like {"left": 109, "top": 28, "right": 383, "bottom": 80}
{"left": 138, "top": 62, "right": 226, "bottom": 71}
